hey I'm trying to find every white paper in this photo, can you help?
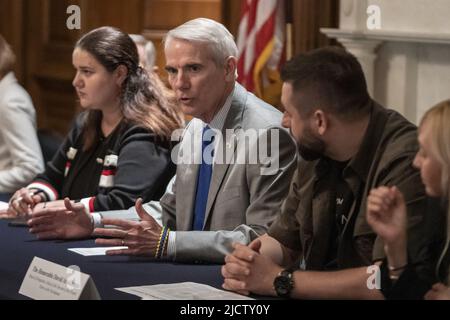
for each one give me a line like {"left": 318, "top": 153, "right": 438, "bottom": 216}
{"left": 68, "top": 246, "right": 128, "bottom": 256}
{"left": 0, "top": 201, "right": 9, "bottom": 211}
{"left": 116, "top": 282, "right": 254, "bottom": 300}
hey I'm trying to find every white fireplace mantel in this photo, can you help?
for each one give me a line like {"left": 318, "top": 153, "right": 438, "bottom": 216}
{"left": 320, "top": 0, "right": 450, "bottom": 125}
{"left": 321, "top": 28, "right": 450, "bottom": 46}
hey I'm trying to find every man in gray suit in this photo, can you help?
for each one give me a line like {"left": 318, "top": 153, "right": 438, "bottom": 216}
{"left": 27, "top": 18, "right": 297, "bottom": 263}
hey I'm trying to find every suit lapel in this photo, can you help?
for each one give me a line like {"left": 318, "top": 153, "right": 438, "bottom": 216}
{"left": 202, "top": 85, "right": 247, "bottom": 228}
{"left": 177, "top": 163, "right": 200, "bottom": 230}
{"left": 176, "top": 120, "right": 202, "bottom": 231}
{"left": 203, "top": 129, "right": 238, "bottom": 224}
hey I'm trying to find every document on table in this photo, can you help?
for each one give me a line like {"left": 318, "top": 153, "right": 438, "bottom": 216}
{"left": 116, "top": 282, "right": 254, "bottom": 300}
{"left": 68, "top": 246, "right": 128, "bottom": 256}
{"left": 0, "top": 201, "right": 28, "bottom": 224}
{"left": 0, "top": 201, "right": 8, "bottom": 211}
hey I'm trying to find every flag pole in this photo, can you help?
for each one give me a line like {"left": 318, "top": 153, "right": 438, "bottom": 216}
{"left": 285, "top": 0, "right": 294, "bottom": 60}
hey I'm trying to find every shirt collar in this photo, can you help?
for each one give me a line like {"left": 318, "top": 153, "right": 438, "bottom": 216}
{"left": 315, "top": 100, "right": 387, "bottom": 183}
{"left": 347, "top": 101, "right": 387, "bottom": 182}
{"left": 202, "top": 87, "right": 235, "bottom": 131}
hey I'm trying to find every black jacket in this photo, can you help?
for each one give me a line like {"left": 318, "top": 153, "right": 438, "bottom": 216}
{"left": 29, "top": 115, "right": 175, "bottom": 212}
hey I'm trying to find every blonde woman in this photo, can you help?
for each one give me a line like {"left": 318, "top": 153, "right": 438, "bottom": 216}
{"left": 367, "top": 99, "right": 450, "bottom": 299}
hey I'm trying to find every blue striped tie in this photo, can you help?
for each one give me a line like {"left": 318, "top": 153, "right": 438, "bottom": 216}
{"left": 192, "top": 126, "right": 214, "bottom": 230}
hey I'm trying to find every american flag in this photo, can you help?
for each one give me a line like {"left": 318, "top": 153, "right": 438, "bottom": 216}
{"left": 237, "top": 0, "right": 286, "bottom": 106}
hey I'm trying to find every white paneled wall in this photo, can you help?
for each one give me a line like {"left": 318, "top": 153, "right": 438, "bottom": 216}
{"left": 322, "top": 0, "right": 450, "bottom": 124}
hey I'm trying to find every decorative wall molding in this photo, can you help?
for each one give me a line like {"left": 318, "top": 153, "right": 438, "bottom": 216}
{"left": 321, "top": 0, "right": 450, "bottom": 124}
{"left": 321, "top": 28, "right": 450, "bottom": 46}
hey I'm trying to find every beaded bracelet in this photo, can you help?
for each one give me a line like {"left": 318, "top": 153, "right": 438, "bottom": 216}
{"left": 389, "top": 273, "right": 400, "bottom": 281}
{"left": 388, "top": 263, "right": 408, "bottom": 281}
{"left": 154, "top": 227, "right": 166, "bottom": 259}
{"left": 158, "top": 228, "right": 170, "bottom": 259}
{"left": 388, "top": 263, "right": 408, "bottom": 272}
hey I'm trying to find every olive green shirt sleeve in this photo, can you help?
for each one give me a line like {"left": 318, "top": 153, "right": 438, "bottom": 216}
{"left": 268, "top": 167, "right": 303, "bottom": 252}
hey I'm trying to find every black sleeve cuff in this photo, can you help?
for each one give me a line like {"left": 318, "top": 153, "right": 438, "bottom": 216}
{"left": 380, "top": 258, "right": 432, "bottom": 300}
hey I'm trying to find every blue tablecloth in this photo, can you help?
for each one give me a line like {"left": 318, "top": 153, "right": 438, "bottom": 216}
{"left": 0, "top": 220, "right": 223, "bottom": 300}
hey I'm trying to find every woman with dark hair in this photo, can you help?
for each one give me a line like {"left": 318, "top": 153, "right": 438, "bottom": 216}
{"left": 7, "top": 26, "right": 184, "bottom": 217}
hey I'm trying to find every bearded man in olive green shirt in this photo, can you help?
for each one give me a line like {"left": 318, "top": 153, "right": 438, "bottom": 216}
{"left": 222, "top": 47, "right": 429, "bottom": 299}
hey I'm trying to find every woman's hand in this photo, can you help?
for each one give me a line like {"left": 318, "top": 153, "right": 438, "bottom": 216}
{"left": 367, "top": 186, "right": 408, "bottom": 271}
{"left": 425, "top": 283, "right": 450, "bottom": 300}
{"left": 367, "top": 186, "right": 407, "bottom": 245}
{"left": 7, "top": 188, "right": 43, "bottom": 218}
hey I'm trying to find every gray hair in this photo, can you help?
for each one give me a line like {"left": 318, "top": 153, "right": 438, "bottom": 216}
{"left": 164, "top": 18, "right": 238, "bottom": 66}
{"left": 129, "top": 34, "right": 157, "bottom": 70}
{"left": 144, "top": 41, "right": 156, "bottom": 69}
{"left": 129, "top": 34, "right": 146, "bottom": 45}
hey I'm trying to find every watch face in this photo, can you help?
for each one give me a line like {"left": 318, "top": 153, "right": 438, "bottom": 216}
{"left": 274, "top": 274, "right": 292, "bottom": 296}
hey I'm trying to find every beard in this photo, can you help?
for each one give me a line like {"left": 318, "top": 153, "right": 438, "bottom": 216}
{"left": 295, "top": 127, "right": 325, "bottom": 161}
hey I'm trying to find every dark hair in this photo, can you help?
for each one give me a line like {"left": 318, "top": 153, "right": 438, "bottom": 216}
{"left": 281, "top": 46, "right": 371, "bottom": 120}
{"left": 75, "top": 26, "right": 184, "bottom": 150}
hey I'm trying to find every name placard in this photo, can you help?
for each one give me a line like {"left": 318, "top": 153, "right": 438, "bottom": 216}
{"left": 19, "top": 257, "right": 100, "bottom": 300}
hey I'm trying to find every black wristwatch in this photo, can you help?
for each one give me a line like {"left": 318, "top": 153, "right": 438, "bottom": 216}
{"left": 273, "top": 269, "right": 294, "bottom": 298}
